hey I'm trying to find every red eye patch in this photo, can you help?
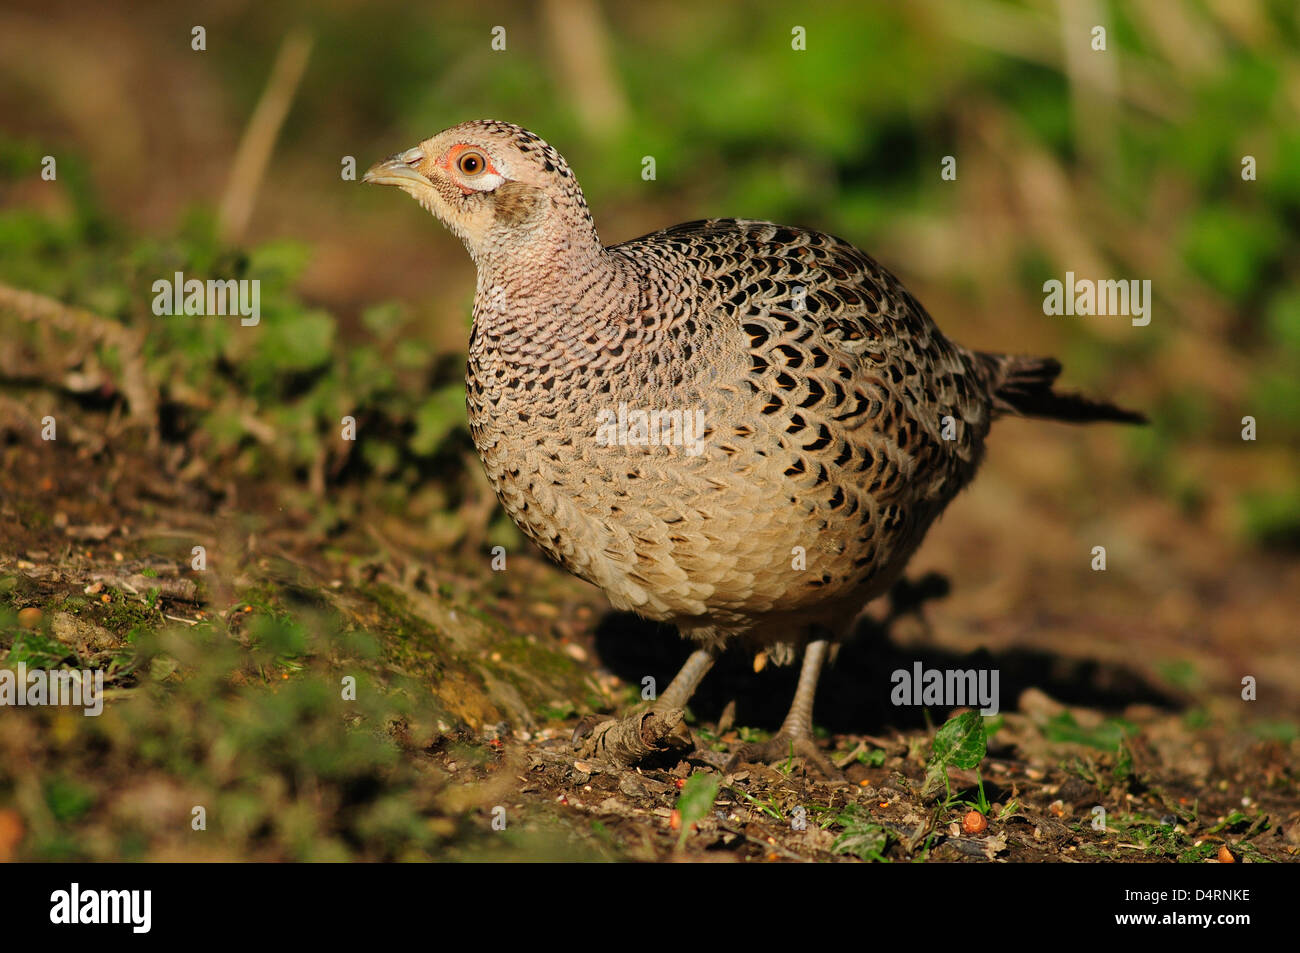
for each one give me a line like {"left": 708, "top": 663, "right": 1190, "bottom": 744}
{"left": 443, "top": 143, "right": 500, "bottom": 193}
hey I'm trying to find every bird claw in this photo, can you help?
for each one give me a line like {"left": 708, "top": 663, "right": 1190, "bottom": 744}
{"left": 570, "top": 714, "right": 605, "bottom": 747}
{"left": 725, "top": 732, "right": 845, "bottom": 781}
{"left": 571, "top": 707, "right": 694, "bottom": 767}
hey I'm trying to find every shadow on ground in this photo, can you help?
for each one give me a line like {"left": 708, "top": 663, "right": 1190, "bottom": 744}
{"left": 590, "top": 573, "right": 1183, "bottom": 734}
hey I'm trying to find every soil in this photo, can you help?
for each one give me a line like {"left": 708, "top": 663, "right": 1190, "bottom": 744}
{"left": 2, "top": 409, "right": 1297, "bottom": 863}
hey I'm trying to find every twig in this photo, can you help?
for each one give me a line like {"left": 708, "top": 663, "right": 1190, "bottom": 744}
{"left": 217, "top": 29, "right": 313, "bottom": 245}
{"left": 0, "top": 281, "right": 156, "bottom": 430}
{"left": 540, "top": 0, "right": 627, "bottom": 137}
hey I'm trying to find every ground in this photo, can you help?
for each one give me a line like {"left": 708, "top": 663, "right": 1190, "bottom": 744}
{"left": 1, "top": 411, "right": 1296, "bottom": 863}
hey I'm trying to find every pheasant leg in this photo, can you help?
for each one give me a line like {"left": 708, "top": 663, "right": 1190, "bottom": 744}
{"left": 573, "top": 647, "right": 716, "bottom": 766}
{"left": 726, "top": 638, "right": 842, "bottom": 779}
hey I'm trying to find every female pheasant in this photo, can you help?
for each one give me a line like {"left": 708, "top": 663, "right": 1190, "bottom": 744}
{"left": 364, "top": 120, "right": 1142, "bottom": 774}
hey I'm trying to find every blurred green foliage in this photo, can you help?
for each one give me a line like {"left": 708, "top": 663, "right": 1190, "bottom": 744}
{"left": 0, "top": 592, "right": 598, "bottom": 861}
{"left": 0, "top": 169, "right": 471, "bottom": 507}
{"left": 3, "top": 1, "right": 1297, "bottom": 538}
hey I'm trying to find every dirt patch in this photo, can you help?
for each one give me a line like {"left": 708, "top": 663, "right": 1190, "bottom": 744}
{"left": 1, "top": 417, "right": 1296, "bottom": 862}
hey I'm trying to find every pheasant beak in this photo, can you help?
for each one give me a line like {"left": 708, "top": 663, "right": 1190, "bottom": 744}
{"left": 362, "top": 146, "right": 428, "bottom": 188}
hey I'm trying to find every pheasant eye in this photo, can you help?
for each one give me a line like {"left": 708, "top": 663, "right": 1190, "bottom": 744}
{"left": 457, "top": 151, "right": 486, "bottom": 175}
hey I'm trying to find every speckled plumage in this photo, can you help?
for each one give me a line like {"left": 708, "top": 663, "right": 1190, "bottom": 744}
{"left": 365, "top": 121, "right": 1141, "bottom": 768}
{"left": 469, "top": 214, "right": 992, "bottom": 651}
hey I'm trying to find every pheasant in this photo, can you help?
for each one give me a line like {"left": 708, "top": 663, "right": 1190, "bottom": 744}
{"left": 364, "top": 120, "right": 1142, "bottom": 775}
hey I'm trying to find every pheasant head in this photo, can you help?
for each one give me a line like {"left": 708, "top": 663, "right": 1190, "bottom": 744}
{"left": 363, "top": 120, "right": 602, "bottom": 269}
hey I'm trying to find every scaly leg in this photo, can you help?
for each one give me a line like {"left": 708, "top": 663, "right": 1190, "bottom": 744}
{"left": 726, "top": 638, "right": 842, "bottom": 779}
{"left": 573, "top": 647, "right": 716, "bottom": 766}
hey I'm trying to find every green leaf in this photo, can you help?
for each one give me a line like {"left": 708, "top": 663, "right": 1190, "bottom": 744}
{"left": 1179, "top": 207, "right": 1280, "bottom": 301}
{"left": 1042, "top": 711, "right": 1133, "bottom": 751}
{"left": 921, "top": 710, "right": 986, "bottom": 799}
{"left": 857, "top": 747, "right": 886, "bottom": 767}
{"left": 674, "top": 772, "right": 719, "bottom": 848}
{"left": 247, "top": 239, "right": 313, "bottom": 286}
{"left": 257, "top": 309, "right": 335, "bottom": 374}
{"left": 832, "top": 804, "right": 891, "bottom": 862}
{"left": 410, "top": 384, "right": 466, "bottom": 457}
{"left": 932, "top": 710, "right": 987, "bottom": 769}
{"left": 44, "top": 777, "right": 95, "bottom": 822}
{"left": 249, "top": 614, "right": 308, "bottom": 658}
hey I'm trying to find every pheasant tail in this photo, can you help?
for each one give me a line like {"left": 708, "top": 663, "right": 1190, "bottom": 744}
{"left": 974, "top": 352, "right": 1147, "bottom": 425}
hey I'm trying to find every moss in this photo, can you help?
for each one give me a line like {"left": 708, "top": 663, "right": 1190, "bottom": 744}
{"left": 0, "top": 573, "right": 38, "bottom": 604}
{"left": 354, "top": 583, "right": 447, "bottom": 679}
{"left": 92, "top": 589, "right": 161, "bottom": 636}
{"left": 493, "top": 635, "right": 581, "bottom": 681}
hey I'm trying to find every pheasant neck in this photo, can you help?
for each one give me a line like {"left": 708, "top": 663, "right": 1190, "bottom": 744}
{"left": 472, "top": 235, "right": 632, "bottom": 348}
